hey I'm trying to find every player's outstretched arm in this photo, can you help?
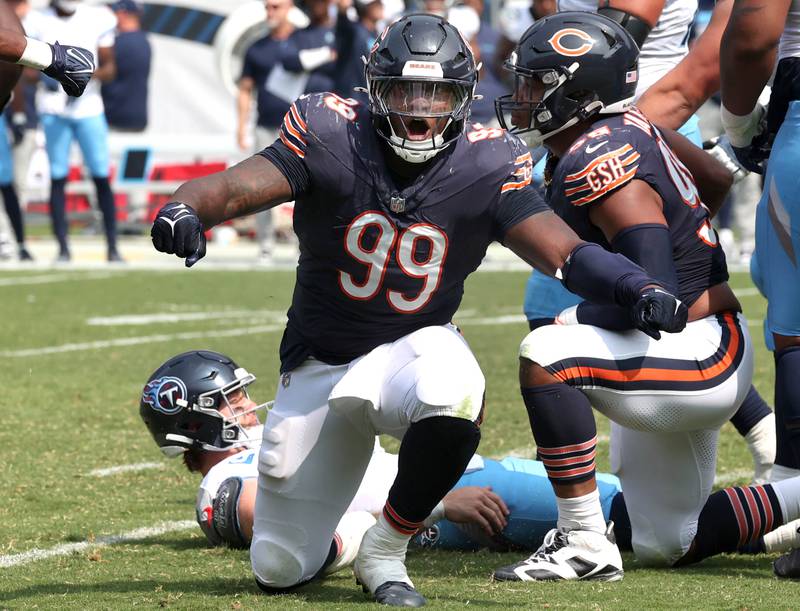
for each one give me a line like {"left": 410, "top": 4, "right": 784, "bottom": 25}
{"left": 638, "top": 0, "right": 733, "bottom": 129}
{"left": 721, "top": 0, "right": 791, "bottom": 117}
{"left": 504, "top": 210, "right": 687, "bottom": 339}
{"left": 151, "top": 156, "right": 293, "bottom": 267}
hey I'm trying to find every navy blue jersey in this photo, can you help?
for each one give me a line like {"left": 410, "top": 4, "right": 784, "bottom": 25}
{"left": 260, "top": 92, "right": 548, "bottom": 371}
{"left": 241, "top": 35, "right": 293, "bottom": 129}
{"left": 547, "top": 107, "right": 728, "bottom": 307}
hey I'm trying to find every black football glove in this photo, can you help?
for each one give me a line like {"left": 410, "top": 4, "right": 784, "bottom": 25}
{"left": 151, "top": 202, "right": 207, "bottom": 268}
{"left": 42, "top": 41, "right": 95, "bottom": 97}
{"left": 632, "top": 287, "right": 688, "bottom": 340}
{"left": 731, "top": 130, "right": 772, "bottom": 175}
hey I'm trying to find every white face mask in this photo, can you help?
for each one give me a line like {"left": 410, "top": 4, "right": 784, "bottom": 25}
{"left": 53, "top": 0, "right": 80, "bottom": 14}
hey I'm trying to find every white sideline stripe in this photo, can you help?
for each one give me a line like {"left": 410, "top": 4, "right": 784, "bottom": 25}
{"left": 736, "top": 288, "right": 761, "bottom": 297}
{"left": 0, "top": 520, "right": 196, "bottom": 568}
{"left": 89, "top": 462, "right": 164, "bottom": 477}
{"left": 0, "top": 324, "right": 283, "bottom": 358}
{"left": 0, "top": 271, "right": 114, "bottom": 287}
{"left": 714, "top": 469, "right": 753, "bottom": 486}
{"left": 87, "top": 310, "right": 284, "bottom": 326}
{"left": 459, "top": 314, "right": 527, "bottom": 326}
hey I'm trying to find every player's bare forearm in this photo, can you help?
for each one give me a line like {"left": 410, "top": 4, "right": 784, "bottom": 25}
{"left": 721, "top": 0, "right": 791, "bottom": 114}
{"left": 659, "top": 127, "right": 732, "bottom": 216}
{"left": 0, "top": 26, "right": 27, "bottom": 62}
{"left": 504, "top": 211, "right": 582, "bottom": 277}
{"left": 638, "top": 0, "right": 731, "bottom": 127}
{"left": 171, "top": 155, "right": 293, "bottom": 229}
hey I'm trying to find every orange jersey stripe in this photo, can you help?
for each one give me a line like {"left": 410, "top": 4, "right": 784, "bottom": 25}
{"left": 279, "top": 132, "right": 305, "bottom": 158}
{"left": 571, "top": 166, "right": 638, "bottom": 206}
{"left": 554, "top": 313, "right": 740, "bottom": 384}
{"left": 283, "top": 114, "right": 307, "bottom": 145}
{"left": 501, "top": 175, "right": 532, "bottom": 192}
{"left": 565, "top": 144, "right": 633, "bottom": 182}
{"left": 289, "top": 103, "right": 307, "bottom": 132}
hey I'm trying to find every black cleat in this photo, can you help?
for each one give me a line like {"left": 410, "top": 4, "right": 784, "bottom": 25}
{"left": 18, "top": 246, "right": 34, "bottom": 261}
{"left": 107, "top": 249, "right": 125, "bottom": 263}
{"left": 774, "top": 549, "right": 800, "bottom": 579}
{"left": 371, "top": 581, "right": 427, "bottom": 607}
{"left": 55, "top": 248, "right": 71, "bottom": 263}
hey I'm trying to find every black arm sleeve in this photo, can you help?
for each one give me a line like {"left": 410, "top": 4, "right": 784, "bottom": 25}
{"left": 496, "top": 185, "right": 551, "bottom": 242}
{"left": 561, "top": 242, "right": 658, "bottom": 308}
{"left": 597, "top": 6, "right": 652, "bottom": 48}
{"left": 258, "top": 139, "right": 312, "bottom": 200}
{"left": 211, "top": 477, "right": 249, "bottom": 549}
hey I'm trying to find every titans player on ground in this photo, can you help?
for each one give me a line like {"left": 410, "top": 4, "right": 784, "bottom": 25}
{"left": 150, "top": 13, "right": 686, "bottom": 607}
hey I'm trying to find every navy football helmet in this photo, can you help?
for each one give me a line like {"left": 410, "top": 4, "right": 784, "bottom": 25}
{"left": 495, "top": 11, "right": 639, "bottom": 147}
{"left": 365, "top": 13, "right": 478, "bottom": 163}
{"left": 139, "top": 350, "right": 267, "bottom": 457}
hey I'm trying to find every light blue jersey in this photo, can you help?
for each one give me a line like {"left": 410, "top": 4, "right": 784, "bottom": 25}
{"left": 414, "top": 457, "right": 622, "bottom": 551}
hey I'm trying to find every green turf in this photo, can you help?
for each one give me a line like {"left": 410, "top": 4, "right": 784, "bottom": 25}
{"left": 0, "top": 269, "right": 787, "bottom": 609}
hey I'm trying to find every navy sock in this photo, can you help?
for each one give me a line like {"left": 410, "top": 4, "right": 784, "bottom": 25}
{"left": 384, "top": 416, "right": 480, "bottom": 532}
{"left": 522, "top": 383, "right": 597, "bottom": 485}
{"left": 775, "top": 347, "right": 800, "bottom": 470}
{"left": 49, "top": 177, "right": 68, "bottom": 252}
{"left": 730, "top": 384, "right": 773, "bottom": 437}
{"left": 92, "top": 176, "right": 117, "bottom": 251}
{"left": 0, "top": 183, "right": 24, "bottom": 244}
{"left": 677, "top": 484, "right": 783, "bottom": 565}
{"left": 608, "top": 492, "right": 632, "bottom": 551}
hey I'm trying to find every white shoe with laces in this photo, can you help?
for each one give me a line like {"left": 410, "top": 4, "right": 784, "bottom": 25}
{"left": 493, "top": 523, "right": 624, "bottom": 582}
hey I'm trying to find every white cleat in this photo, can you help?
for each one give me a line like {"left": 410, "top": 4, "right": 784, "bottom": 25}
{"left": 354, "top": 517, "right": 426, "bottom": 607}
{"left": 493, "top": 523, "right": 624, "bottom": 582}
{"left": 324, "top": 511, "right": 376, "bottom": 576}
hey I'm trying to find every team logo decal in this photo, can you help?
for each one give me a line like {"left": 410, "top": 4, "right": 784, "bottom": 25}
{"left": 142, "top": 376, "right": 187, "bottom": 415}
{"left": 548, "top": 28, "right": 595, "bottom": 57}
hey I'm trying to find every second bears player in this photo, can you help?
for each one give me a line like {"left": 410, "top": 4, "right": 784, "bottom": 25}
{"left": 493, "top": 12, "right": 800, "bottom": 582}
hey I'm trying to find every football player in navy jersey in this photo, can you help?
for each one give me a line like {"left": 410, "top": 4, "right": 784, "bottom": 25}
{"left": 150, "top": 13, "right": 688, "bottom": 607}
{"left": 491, "top": 11, "right": 800, "bottom": 583}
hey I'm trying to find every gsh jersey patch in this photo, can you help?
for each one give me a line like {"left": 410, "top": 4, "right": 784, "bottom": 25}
{"left": 142, "top": 376, "right": 187, "bottom": 415}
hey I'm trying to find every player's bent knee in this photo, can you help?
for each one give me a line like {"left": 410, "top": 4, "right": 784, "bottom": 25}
{"left": 413, "top": 350, "right": 485, "bottom": 422}
{"left": 251, "top": 538, "right": 307, "bottom": 590}
{"left": 632, "top": 533, "right": 689, "bottom": 567}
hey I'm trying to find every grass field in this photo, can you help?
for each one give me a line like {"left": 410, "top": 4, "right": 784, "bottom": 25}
{"left": 0, "top": 267, "right": 792, "bottom": 609}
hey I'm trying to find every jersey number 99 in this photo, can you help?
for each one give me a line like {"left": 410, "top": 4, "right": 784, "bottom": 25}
{"left": 339, "top": 211, "right": 448, "bottom": 313}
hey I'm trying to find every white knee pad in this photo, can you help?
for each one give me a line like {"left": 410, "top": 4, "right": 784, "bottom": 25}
{"left": 258, "top": 405, "right": 328, "bottom": 481}
{"left": 250, "top": 536, "right": 307, "bottom": 589}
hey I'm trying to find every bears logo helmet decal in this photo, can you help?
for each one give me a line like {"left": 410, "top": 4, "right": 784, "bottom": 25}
{"left": 548, "top": 28, "right": 595, "bottom": 57}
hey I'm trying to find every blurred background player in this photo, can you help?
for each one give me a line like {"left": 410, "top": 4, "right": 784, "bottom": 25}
{"left": 720, "top": 0, "right": 800, "bottom": 579}
{"left": 25, "top": 0, "right": 121, "bottom": 263}
{"left": 101, "top": 0, "right": 151, "bottom": 133}
{"left": 334, "top": 0, "right": 383, "bottom": 106}
{"left": 237, "top": 0, "right": 297, "bottom": 263}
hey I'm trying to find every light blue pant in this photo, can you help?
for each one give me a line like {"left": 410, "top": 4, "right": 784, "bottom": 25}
{"left": 40, "top": 113, "right": 110, "bottom": 179}
{"left": 523, "top": 114, "right": 703, "bottom": 321}
{"left": 749, "top": 101, "right": 800, "bottom": 351}
{"left": 0, "top": 115, "right": 12, "bottom": 185}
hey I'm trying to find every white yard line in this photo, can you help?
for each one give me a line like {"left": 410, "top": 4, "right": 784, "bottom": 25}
{"left": 0, "top": 324, "right": 284, "bottom": 358}
{"left": 0, "top": 272, "right": 114, "bottom": 287}
{"left": 88, "top": 462, "right": 164, "bottom": 477}
{"left": 0, "top": 520, "right": 196, "bottom": 568}
{"left": 87, "top": 310, "right": 284, "bottom": 326}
